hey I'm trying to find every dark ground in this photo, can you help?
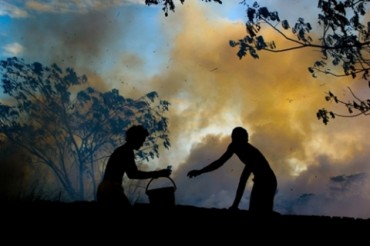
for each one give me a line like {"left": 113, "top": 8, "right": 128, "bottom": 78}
{"left": 2, "top": 201, "right": 369, "bottom": 242}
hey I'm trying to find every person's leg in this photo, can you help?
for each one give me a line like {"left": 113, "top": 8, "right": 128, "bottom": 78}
{"left": 249, "top": 181, "right": 276, "bottom": 215}
{"left": 97, "top": 181, "right": 131, "bottom": 208}
{"left": 118, "top": 187, "right": 132, "bottom": 208}
{"left": 248, "top": 184, "right": 259, "bottom": 213}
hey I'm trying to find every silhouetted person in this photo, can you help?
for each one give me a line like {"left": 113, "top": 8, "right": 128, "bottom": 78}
{"left": 187, "top": 127, "right": 277, "bottom": 215}
{"left": 97, "top": 125, "right": 171, "bottom": 207}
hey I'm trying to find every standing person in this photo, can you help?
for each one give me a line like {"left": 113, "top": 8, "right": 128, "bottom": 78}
{"left": 187, "top": 126, "right": 277, "bottom": 215}
{"left": 97, "top": 125, "right": 171, "bottom": 207}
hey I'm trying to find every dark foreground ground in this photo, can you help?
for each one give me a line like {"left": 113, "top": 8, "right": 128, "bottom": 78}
{"left": 2, "top": 201, "right": 369, "bottom": 242}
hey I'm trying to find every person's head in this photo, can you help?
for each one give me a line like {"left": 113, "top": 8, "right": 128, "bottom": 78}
{"left": 231, "top": 127, "right": 249, "bottom": 144}
{"left": 125, "top": 125, "right": 149, "bottom": 150}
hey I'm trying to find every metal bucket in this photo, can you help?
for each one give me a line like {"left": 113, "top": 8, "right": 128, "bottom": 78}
{"left": 145, "top": 177, "right": 176, "bottom": 207}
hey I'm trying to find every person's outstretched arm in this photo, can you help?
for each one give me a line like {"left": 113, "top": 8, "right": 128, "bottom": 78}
{"left": 126, "top": 158, "right": 171, "bottom": 179}
{"left": 229, "top": 166, "right": 251, "bottom": 210}
{"left": 187, "top": 144, "right": 233, "bottom": 178}
{"left": 127, "top": 167, "right": 171, "bottom": 179}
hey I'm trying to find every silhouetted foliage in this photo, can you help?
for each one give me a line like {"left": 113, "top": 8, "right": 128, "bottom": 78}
{"left": 0, "top": 57, "right": 170, "bottom": 201}
{"left": 229, "top": 0, "right": 370, "bottom": 124}
{"left": 145, "top": 0, "right": 222, "bottom": 17}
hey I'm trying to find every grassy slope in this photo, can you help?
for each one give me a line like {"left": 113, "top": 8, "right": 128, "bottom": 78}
{"left": 2, "top": 201, "right": 369, "bottom": 242}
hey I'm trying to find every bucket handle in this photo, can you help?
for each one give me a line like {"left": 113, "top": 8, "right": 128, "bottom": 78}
{"left": 145, "top": 176, "right": 177, "bottom": 193}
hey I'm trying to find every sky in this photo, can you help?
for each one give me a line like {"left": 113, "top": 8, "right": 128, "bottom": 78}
{"left": 1, "top": 0, "right": 370, "bottom": 219}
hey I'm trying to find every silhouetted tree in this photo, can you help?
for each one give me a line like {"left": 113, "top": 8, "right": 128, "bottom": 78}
{"left": 0, "top": 57, "right": 170, "bottom": 201}
{"left": 228, "top": 0, "right": 370, "bottom": 124}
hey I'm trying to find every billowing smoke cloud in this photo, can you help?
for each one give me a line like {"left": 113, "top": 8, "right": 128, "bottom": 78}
{"left": 172, "top": 132, "right": 370, "bottom": 218}
{"left": 139, "top": 2, "right": 370, "bottom": 218}
{"left": 15, "top": 10, "right": 120, "bottom": 72}
{"left": 2, "top": 1, "right": 370, "bottom": 218}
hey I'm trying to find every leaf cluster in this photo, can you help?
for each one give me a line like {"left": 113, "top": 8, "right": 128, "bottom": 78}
{"left": 145, "top": 0, "right": 222, "bottom": 17}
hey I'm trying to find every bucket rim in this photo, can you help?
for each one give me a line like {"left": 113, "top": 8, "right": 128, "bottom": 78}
{"left": 145, "top": 176, "right": 176, "bottom": 194}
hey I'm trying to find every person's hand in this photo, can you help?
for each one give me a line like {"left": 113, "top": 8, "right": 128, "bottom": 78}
{"left": 187, "top": 169, "right": 201, "bottom": 178}
{"left": 156, "top": 168, "right": 172, "bottom": 178}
